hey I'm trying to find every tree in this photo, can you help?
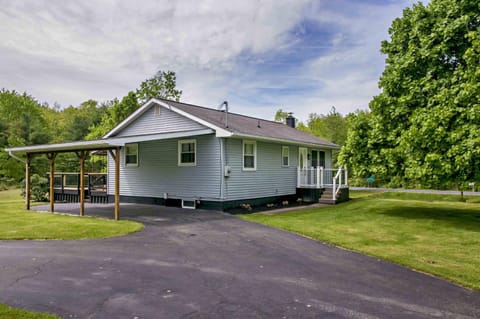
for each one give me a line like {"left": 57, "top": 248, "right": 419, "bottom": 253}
{"left": 301, "top": 107, "right": 348, "bottom": 146}
{"left": 339, "top": 0, "right": 480, "bottom": 190}
{"left": 274, "top": 109, "right": 289, "bottom": 123}
{"left": 136, "top": 70, "right": 182, "bottom": 104}
{"left": 0, "top": 89, "right": 51, "bottom": 184}
{"left": 87, "top": 70, "right": 182, "bottom": 139}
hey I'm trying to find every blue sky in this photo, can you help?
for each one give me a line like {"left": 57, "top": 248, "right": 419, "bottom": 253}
{"left": 0, "top": 0, "right": 418, "bottom": 122}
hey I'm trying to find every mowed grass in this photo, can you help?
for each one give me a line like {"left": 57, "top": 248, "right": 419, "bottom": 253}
{"left": 240, "top": 191, "right": 480, "bottom": 290}
{"left": 0, "top": 189, "right": 143, "bottom": 240}
{"left": 0, "top": 304, "right": 59, "bottom": 319}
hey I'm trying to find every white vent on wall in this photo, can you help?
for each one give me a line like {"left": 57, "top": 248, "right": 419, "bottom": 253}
{"left": 154, "top": 105, "right": 161, "bottom": 117}
{"left": 182, "top": 199, "right": 196, "bottom": 209}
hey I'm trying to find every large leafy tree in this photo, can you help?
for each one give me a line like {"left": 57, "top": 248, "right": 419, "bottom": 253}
{"left": 136, "top": 70, "right": 182, "bottom": 104}
{"left": 0, "top": 90, "right": 51, "bottom": 183}
{"left": 299, "top": 107, "right": 348, "bottom": 146}
{"left": 340, "top": 0, "right": 480, "bottom": 189}
{"left": 87, "top": 70, "right": 182, "bottom": 139}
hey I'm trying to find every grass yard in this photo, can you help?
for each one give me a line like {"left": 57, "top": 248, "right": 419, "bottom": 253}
{"left": 0, "top": 189, "right": 143, "bottom": 240}
{"left": 240, "top": 191, "right": 480, "bottom": 290}
{"left": 0, "top": 304, "right": 60, "bottom": 319}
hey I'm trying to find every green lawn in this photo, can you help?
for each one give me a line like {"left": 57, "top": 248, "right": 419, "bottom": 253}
{"left": 240, "top": 191, "right": 480, "bottom": 290}
{"left": 0, "top": 189, "right": 143, "bottom": 240}
{"left": 0, "top": 304, "right": 60, "bottom": 319}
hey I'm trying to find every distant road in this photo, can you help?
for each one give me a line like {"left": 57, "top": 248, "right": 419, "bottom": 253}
{"left": 350, "top": 187, "right": 480, "bottom": 196}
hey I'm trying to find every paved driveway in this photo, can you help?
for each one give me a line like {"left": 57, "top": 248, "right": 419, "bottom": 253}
{"left": 0, "top": 204, "right": 479, "bottom": 318}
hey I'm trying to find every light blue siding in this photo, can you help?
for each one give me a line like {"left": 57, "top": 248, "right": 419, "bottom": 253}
{"left": 115, "top": 105, "right": 206, "bottom": 137}
{"left": 224, "top": 139, "right": 333, "bottom": 201}
{"left": 224, "top": 139, "right": 298, "bottom": 200}
{"left": 108, "top": 134, "right": 222, "bottom": 200}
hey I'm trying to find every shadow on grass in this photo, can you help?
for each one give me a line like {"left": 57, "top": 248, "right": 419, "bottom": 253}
{"left": 378, "top": 205, "right": 480, "bottom": 232}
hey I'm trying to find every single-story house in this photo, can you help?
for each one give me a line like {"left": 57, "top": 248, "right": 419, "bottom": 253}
{"left": 6, "top": 98, "right": 348, "bottom": 218}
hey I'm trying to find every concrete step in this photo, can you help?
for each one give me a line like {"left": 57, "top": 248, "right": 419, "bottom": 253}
{"left": 318, "top": 199, "right": 336, "bottom": 205}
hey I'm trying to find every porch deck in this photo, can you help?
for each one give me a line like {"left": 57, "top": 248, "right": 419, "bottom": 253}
{"left": 297, "top": 167, "right": 349, "bottom": 203}
{"left": 53, "top": 172, "right": 108, "bottom": 203}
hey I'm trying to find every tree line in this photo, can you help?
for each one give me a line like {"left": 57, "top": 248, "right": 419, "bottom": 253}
{"left": 0, "top": 71, "right": 181, "bottom": 189}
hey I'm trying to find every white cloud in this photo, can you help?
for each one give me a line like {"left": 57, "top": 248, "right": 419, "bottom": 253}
{"left": 0, "top": 0, "right": 416, "bottom": 122}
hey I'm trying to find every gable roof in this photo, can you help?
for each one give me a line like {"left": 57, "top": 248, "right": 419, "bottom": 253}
{"left": 105, "top": 98, "right": 339, "bottom": 149}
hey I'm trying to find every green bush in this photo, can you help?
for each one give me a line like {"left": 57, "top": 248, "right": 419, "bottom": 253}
{"left": 21, "top": 174, "right": 49, "bottom": 202}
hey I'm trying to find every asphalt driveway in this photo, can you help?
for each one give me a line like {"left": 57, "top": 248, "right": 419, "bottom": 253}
{"left": 0, "top": 203, "right": 479, "bottom": 318}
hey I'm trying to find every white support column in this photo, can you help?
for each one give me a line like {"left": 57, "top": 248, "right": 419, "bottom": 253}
{"left": 297, "top": 166, "right": 301, "bottom": 188}
{"left": 345, "top": 167, "right": 348, "bottom": 186}
{"left": 320, "top": 166, "right": 324, "bottom": 188}
{"left": 316, "top": 167, "right": 320, "bottom": 188}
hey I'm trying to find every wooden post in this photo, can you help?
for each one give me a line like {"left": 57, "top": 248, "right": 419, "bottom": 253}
{"left": 25, "top": 154, "right": 31, "bottom": 210}
{"left": 77, "top": 151, "right": 87, "bottom": 216}
{"left": 47, "top": 153, "right": 57, "bottom": 213}
{"left": 109, "top": 148, "right": 121, "bottom": 221}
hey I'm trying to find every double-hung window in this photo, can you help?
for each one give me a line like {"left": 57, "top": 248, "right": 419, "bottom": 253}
{"left": 125, "top": 143, "right": 138, "bottom": 167}
{"left": 282, "top": 146, "right": 289, "bottom": 167}
{"left": 178, "top": 139, "right": 196, "bottom": 166}
{"left": 243, "top": 140, "right": 256, "bottom": 171}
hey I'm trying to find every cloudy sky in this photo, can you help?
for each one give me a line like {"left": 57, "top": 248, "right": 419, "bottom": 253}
{"left": 0, "top": 0, "right": 417, "bottom": 122}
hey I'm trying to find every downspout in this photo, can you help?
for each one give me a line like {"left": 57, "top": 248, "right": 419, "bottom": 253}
{"left": 7, "top": 150, "right": 26, "bottom": 163}
{"left": 219, "top": 138, "right": 225, "bottom": 200}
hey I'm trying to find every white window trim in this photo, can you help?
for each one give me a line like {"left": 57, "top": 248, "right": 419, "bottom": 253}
{"left": 178, "top": 139, "right": 197, "bottom": 167}
{"left": 124, "top": 143, "right": 139, "bottom": 167}
{"left": 282, "top": 146, "right": 290, "bottom": 167}
{"left": 242, "top": 140, "right": 257, "bottom": 171}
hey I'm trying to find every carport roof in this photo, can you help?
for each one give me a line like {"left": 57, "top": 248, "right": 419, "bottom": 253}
{"left": 5, "top": 129, "right": 214, "bottom": 155}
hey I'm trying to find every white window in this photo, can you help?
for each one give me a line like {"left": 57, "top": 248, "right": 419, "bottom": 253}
{"left": 282, "top": 146, "right": 289, "bottom": 167}
{"left": 125, "top": 143, "right": 138, "bottom": 167}
{"left": 178, "top": 139, "right": 196, "bottom": 166}
{"left": 243, "top": 140, "right": 256, "bottom": 171}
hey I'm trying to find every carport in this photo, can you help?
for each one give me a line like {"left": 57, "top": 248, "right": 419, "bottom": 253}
{"left": 6, "top": 140, "right": 123, "bottom": 220}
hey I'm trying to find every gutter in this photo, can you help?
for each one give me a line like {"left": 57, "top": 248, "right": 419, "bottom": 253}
{"left": 7, "top": 149, "right": 26, "bottom": 164}
{"left": 230, "top": 133, "right": 341, "bottom": 150}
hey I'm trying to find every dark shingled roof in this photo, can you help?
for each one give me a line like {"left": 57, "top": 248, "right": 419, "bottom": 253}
{"left": 160, "top": 99, "right": 339, "bottom": 149}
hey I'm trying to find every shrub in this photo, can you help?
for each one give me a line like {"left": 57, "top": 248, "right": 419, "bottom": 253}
{"left": 21, "top": 174, "right": 49, "bottom": 202}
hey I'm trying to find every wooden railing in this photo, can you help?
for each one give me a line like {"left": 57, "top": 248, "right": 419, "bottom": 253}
{"left": 52, "top": 173, "right": 108, "bottom": 203}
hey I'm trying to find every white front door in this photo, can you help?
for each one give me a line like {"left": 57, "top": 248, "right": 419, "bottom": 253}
{"left": 299, "top": 147, "right": 308, "bottom": 169}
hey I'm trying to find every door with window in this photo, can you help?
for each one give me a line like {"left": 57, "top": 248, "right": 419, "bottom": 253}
{"left": 311, "top": 150, "right": 325, "bottom": 168}
{"left": 299, "top": 147, "right": 308, "bottom": 169}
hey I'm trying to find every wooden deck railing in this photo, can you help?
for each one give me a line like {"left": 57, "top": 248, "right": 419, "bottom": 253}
{"left": 52, "top": 173, "right": 108, "bottom": 203}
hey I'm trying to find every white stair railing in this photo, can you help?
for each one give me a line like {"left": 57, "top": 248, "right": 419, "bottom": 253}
{"left": 332, "top": 167, "right": 343, "bottom": 200}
